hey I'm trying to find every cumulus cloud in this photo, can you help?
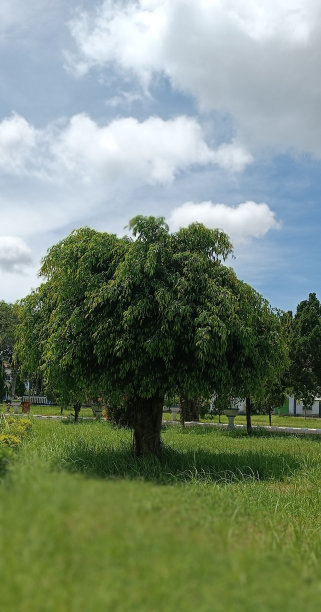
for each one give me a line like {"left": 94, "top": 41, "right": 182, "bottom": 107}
{"left": 67, "top": 0, "right": 321, "bottom": 156}
{"left": 169, "top": 201, "right": 281, "bottom": 245}
{"left": 0, "top": 112, "right": 251, "bottom": 186}
{"left": 0, "top": 114, "right": 38, "bottom": 175}
{"left": 0, "top": 237, "right": 32, "bottom": 273}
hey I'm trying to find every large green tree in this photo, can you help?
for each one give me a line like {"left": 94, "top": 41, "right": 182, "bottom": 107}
{"left": 289, "top": 293, "right": 321, "bottom": 409}
{"left": 16, "top": 217, "right": 287, "bottom": 454}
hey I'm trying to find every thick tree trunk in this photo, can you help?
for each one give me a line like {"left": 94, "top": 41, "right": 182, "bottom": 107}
{"left": 246, "top": 397, "right": 252, "bottom": 435}
{"left": 131, "top": 395, "right": 164, "bottom": 456}
{"left": 73, "top": 402, "right": 81, "bottom": 423}
{"left": 179, "top": 396, "right": 199, "bottom": 427}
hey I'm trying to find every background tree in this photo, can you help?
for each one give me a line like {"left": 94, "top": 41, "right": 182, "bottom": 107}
{"left": 252, "top": 376, "right": 287, "bottom": 426}
{"left": 0, "top": 363, "right": 5, "bottom": 401}
{"left": 222, "top": 283, "right": 288, "bottom": 435}
{"left": 289, "top": 293, "right": 321, "bottom": 411}
{"left": 0, "top": 301, "right": 16, "bottom": 362}
{"left": 14, "top": 369, "right": 26, "bottom": 397}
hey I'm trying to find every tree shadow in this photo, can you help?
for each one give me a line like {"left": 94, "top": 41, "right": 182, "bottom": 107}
{"left": 55, "top": 439, "right": 303, "bottom": 485}
{"left": 178, "top": 425, "right": 321, "bottom": 442}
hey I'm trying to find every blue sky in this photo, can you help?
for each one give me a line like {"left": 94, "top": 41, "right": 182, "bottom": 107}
{"left": 1, "top": 0, "right": 320, "bottom": 313}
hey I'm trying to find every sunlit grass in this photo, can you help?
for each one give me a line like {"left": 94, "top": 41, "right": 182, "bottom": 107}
{"left": 1, "top": 420, "right": 321, "bottom": 610}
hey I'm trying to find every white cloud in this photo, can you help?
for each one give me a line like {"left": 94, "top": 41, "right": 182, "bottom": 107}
{"left": 0, "top": 112, "right": 251, "bottom": 186}
{"left": 0, "top": 237, "right": 32, "bottom": 273}
{"left": 0, "top": 112, "right": 251, "bottom": 243}
{"left": 0, "top": 114, "right": 37, "bottom": 175}
{"left": 67, "top": 0, "right": 321, "bottom": 156}
{"left": 169, "top": 200, "right": 281, "bottom": 245}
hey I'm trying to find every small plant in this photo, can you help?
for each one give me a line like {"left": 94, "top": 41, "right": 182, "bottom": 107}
{"left": 0, "top": 433, "right": 22, "bottom": 449}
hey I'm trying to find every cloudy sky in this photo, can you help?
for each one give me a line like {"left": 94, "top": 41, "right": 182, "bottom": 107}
{"left": 1, "top": 0, "right": 321, "bottom": 311}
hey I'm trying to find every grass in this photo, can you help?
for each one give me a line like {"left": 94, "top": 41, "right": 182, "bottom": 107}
{"left": 1, "top": 420, "right": 321, "bottom": 610}
{"left": 3, "top": 403, "right": 321, "bottom": 429}
{"left": 165, "top": 410, "right": 321, "bottom": 429}
{"left": 0, "top": 403, "right": 95, "bottom": 418}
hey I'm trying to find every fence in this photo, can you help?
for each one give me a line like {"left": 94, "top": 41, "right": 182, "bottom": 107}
{"left": 22, "top": 395, "right": 49, "bottom": 405}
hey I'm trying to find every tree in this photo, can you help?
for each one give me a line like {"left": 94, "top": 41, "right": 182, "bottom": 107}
{"left": 14, "top": 370, "right": 26, "bottom": 397}
{"left": 289, "top": 293, "right": 321, "bottom": 410}
{"left": 0, "top": 301, "right": 16, "bottom": 362}
{"left": 0, "top": 363, "right": 5, "bottom": 401}
{"left": 16, "top": 216, "right": 287, "bottom": 454}
{"left": 252, "top": 377, "right": 287, "bottom": 426}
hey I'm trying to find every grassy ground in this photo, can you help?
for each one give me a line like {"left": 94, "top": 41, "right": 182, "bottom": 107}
{"left": 0, "top": 403, "right": 95, "bottom": 418}
{"left": 3, "top": 403, "right": 321, "bottom": 429}
{"left": 164, "top": 410, "right": 321, "bottom": 429}
{"left": 1, "top": 420, "right": 321, "bottom": 611}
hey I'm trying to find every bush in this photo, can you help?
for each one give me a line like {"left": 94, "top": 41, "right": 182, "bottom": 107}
{"left": 1, "top": 417, "right": 32, "bottom": 436}
{"left": 0, "top": 433, "right": 22, "bottom": 449}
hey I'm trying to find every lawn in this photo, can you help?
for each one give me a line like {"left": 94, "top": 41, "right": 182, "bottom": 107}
{"left": 1, "top": 419, "right": 321, "bottom": 611}
{"left": 165, "top": 410, "right": 321, "bottom": 429}
{"left": 0, "top": 403, "right": 95, "bottom": 418}
{"left": 3, "top": 403, "right": 321, "bottom": 430}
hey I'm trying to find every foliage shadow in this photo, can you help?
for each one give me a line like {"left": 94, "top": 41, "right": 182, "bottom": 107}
{"left": 55, "top": 439, "right": 302, "bottom": 485}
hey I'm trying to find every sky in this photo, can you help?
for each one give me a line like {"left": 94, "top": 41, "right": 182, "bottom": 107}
{"left": 1, "top": 0, "right": 321, "bottom": 312}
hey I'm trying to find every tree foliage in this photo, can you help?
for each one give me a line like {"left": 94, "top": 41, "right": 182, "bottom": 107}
{"left": 0, "top": 301, "right": 16, "bottom": 362}
{"left": 289, "top": 293, "right": 321, "bottom": 408}
{"left": 15, "top": 216, "right": 287, "bottom": 454}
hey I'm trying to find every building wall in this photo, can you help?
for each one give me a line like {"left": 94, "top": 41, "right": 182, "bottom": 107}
{"left": 289, "top": 397, "right": 321, "bottom": 416}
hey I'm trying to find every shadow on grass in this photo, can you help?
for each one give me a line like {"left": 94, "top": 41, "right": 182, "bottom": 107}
{"left": 178, "top": 425, "right": 321, "bottom": 442}
{"left": 55, "top": 439, "right": 302, "bottom": 485}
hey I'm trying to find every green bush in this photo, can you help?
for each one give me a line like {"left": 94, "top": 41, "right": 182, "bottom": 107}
{"left": 1, "top": 417, "right": 32, "bottom": 436}
{"left": 0, "top": 433, "right": 22, "bottom": 450}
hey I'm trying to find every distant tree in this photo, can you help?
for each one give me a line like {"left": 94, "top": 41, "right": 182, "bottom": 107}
{"left": 0, "top": 301, "right": 16, "bottom": 362}
{"left": 14, "top": 370, "right": 26, "bottom": 397}
{"left": 0, "top": 364, "right": 5, "bottom": 401}
{"left": 253, "top": 377, "right": 287, "bottom": 426}
{"left": 222, "top": 283, "right": 288, "bottom": 435}
{"left": 289, "top": 293, "right": 321, "bottom": 410}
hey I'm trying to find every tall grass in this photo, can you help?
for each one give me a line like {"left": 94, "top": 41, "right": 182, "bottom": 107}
{"left": 1, "top": 420, "right": 321, "bottom": 611}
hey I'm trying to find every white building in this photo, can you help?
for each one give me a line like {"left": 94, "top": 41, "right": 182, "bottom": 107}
{"left": 288, "top": 396, "right": 321, "bottom": 417}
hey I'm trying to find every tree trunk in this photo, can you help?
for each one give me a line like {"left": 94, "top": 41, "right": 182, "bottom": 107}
{"left": 179, "top": 396, "right": 199, "bottom": 427}
{"left": 11, "top": 367, "right": 17, "bottom": 397}
{"left": 131, "top": 395, "right": 164, "bottom": 456}
{"left": 269, "top": 408, "right": 272, "bottom": 426}
{"left": 73, "top": 402, "right": 81, "bottom": 422}
{"left": 246, "top": 397, "right": 252, "bottom": 435}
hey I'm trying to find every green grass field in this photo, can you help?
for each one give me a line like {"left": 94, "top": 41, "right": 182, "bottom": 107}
{"left": 3, "top": 403, "right": 321, "bottom": 430}
{"left": 1, "top": 419, "right": 321, "bottom": 611}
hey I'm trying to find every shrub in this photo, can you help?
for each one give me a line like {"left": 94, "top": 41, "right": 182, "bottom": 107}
{"left": 0, "top": 433, "right": 22, "bottom": 450}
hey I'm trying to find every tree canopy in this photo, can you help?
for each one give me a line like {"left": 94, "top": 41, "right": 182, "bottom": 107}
{"left": 288, "top": 293, "right": 321, "bottom": 408}
{"left": 0, "top": 301, "right": 16, "bottom": 362}
{"left": 15, "top": 216, "right": 287, "bottom": 454}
